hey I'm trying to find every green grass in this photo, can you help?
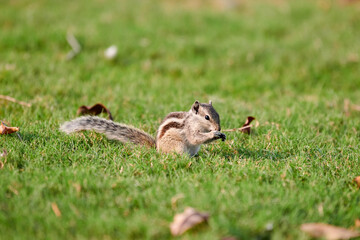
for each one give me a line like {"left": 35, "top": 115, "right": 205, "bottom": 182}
{"left": 1, "top": 0, "right": 360, "bottom": 239}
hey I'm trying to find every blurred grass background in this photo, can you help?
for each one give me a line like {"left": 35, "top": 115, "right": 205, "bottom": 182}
{"left": 1, "top": 0, "right": 360, "bottom": 239}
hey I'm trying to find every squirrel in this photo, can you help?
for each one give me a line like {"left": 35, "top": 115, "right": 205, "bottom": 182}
{"left": 60, "top": 100, "right": 226, "bottom": 156}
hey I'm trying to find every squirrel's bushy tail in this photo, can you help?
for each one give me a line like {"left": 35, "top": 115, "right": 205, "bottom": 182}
{"left": 60, "top": 116, "right": 156, "bottom": 148}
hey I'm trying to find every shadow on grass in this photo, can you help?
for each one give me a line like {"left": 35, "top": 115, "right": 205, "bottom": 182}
{"left": 217, "top": 146, "right": 293, "bottom": 161}
{"left": 226, "top": 226, "right": 272, "bottom": 240}
{"left": 2, "top": 131, "right": 44, "bottom": 144}
{"left": 18, "top": 132, "right": 47, "bottom": 143}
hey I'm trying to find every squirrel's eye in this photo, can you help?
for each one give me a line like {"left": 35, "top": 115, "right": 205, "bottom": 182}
{"left": 205, "top": 115, "right": 210, "bottom": 120}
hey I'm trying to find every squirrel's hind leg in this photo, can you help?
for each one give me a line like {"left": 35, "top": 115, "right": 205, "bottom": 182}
{"left": 156, "top": 135, "right": 185, "bottom": 155}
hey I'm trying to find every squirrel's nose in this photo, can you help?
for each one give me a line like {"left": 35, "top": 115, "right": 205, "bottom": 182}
{"left": 218, "top": 126, "right": 221, "bottom": 131}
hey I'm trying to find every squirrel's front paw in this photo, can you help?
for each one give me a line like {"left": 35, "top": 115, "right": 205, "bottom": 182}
{"left": 213, "top": 131, "right": 226, "bottom": 141}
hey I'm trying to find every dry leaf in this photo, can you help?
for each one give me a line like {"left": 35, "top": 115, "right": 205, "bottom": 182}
{"left": 51, "top": 202, "right": 62, "bottom": 217}
{"left": 77, "top": 103, "right": 113, "bottom": 120}
{"left": 353, "top": 104, "right": 360, "bottom": 112}
{"left": 301, "top": 223, "right": 360, "bottom": 240}
{"left": 170, "top": 207, "right": 209, "bottom": 236}
{"left": 0, "top": 95, "right": 31, "bottom": 107}
{"left": 241, "top": 116, "right": 255, "bottom": 134}
{"left": 354, "top": 176, "right": 360, "bottom": 188}
{"left": 0, "top": 122, "right": 19, "bottom": 135}
{"left": 222, "top": 116, "right": 256, "bottom": 133}
{"left": 344, "top": 99, "right": 350, "bottom": 117}
{"left": 344, "top": 99, "right": 360, "bottom": 116}
{"left": 355, "top": 219, "right": 360, "bottom": 228}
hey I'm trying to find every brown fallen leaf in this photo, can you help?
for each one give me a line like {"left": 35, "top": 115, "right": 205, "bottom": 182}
{"left": 0, "top": 95, "right": 31, "bottom": 107}
{"left": 170, "top": 207, "right": 209, "bottom": 236}
{"left": 353, "top": 104, "right": 360, "bottom": 112}
{"left": 344, "top": 99, "right": 351, "bottom": 117}
{"left": 354, "top": 176, "right": 360, "bottom": 188}
{"left": 0, "top": 122, "right": 19, "bottom": 135}
{"left": 241, "top": 116, "right": 255, "bottom": 134}
{"left": 301, "top": 223, "right": 360, "bottom": 240}
{"left": 77, "top": 103, "right": 113, "bottom": 120}
{"left": 355, "top": 219, "right": 360, "bottom": 228}
{"left": 51, "top": 202, "right": 62, "bottom": 217}
{"left": 222, "top": 116, "right": 255, "bottom": 134}
{"left": 344, "top": 99, "right": 360, "bottom": 116}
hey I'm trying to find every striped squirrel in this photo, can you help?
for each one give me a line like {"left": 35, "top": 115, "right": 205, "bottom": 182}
{"left": 60, "top": 100, "right": 226, "bottom": 156}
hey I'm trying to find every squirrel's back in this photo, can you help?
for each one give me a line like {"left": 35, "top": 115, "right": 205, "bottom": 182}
{"left": 60, "top": 116, "right": 155, "bottom": 147}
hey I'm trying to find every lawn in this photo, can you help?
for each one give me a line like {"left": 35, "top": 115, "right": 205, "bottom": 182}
{"left": 1, "top": 0, "right": 360, "bottom": 239}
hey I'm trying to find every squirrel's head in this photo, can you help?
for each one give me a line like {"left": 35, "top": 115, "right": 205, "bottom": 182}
{"left": 190, "top": 100, "right": 221, "bottom": 132}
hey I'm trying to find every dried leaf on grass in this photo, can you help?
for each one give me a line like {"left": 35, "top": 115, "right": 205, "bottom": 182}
{"left": 344, "top": 99, "right": 351, "bottom": 117}
{"left": 0, "top": 122, "right": 19, "bottom": 135}
{"left": 353, "top": 105, "right": 360, "bottom": 111}
{"left": 354, "top": 176, "right": 360, "bottom": 188}
{"left": 66, "top": 33, "right": 81, "bottom": 60}
{"left": 77, "top": 103, "right": 113, "bottom": 120}
{"left": 170, "top": 207, "right": 209, "bottom": 236}
{"left": 355, "top": 219, "right": 360, "bottom": 228}
{"left": 300, "top": 223, "right": 360, "bottom": 240}
{"left": 241, "top": 116, "right": 255, "bottom": 134}
{"left": 222, "top": 116, "right": 256, "bottom": 134}
{"left": 344, "top": 99, "right": 360, "bottom": 116}
{"left": 0, "top": 95, "right": 31, "bottom": 107}
{"left": 51, "top": 202, "right": 62, "bottom": 217}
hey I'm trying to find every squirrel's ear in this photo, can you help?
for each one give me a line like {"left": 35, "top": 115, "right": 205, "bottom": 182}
{"left": 209, "top": 100, "right": 212, "bottom": 105}
{"left": 192, "top": 100, "right": 200, "bottom": 114}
